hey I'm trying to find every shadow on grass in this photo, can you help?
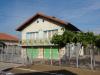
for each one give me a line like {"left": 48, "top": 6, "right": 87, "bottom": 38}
{"left": 15, "top": 69, "right": 77, "bottom": 75}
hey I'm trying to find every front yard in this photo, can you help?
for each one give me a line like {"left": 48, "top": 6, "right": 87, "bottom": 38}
{"left": 4, "top": 64, "right": 100, "bottom": 75}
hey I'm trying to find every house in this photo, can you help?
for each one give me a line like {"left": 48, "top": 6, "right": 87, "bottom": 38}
{"left": 0, "top": 33, "right": 19, "bottom": 53}
{"left": 16, "top": 13, "right": 81, "bottom": 62}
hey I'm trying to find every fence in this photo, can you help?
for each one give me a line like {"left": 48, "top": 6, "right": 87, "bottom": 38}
{"left": 0, "top": 46, "right": 22, "bottom": 63}
{"left": 23, "top": 43, "right": 100, "bottom": 70}
{"left": 0, "top": 44, "right": 100, "bottom": 70}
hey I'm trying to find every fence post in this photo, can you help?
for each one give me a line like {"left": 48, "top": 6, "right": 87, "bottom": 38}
{"left": 75, "top": 43, "right": 79, "bottom": 68}
{"left": 50, "top": 47, "right": 53, "bottom": 65}
{"left": 90, "top": 44, "right": 94, "bottom": 70}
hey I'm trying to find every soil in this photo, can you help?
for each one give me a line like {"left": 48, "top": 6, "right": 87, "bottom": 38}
{"left": 6, "top": 64, "right": 100, "bottom": 75}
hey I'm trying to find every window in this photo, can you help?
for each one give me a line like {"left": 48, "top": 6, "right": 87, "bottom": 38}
{"left": 44, "top": 31, "right": 48, "bottom": 39}
{"left": 48, "top": 30, "right": 52, "bottom": 38}
{"left": 52, "top": 29, "right": 58, "bottom": 35}
{"left": 26, "top": 32, "right": 38, "bottom": 40}
{"left": 32, "top": 32, "right": 38, "bottom": 40}
{"left": 37, "top": 20, "right": 39, "bottom": 23}
{"left": 26, "top": 33, "right": 31, "bottom": 40}
{"left": 44, "top": 29, "right": 58, "bottom": 39}
{"left": 42, "top": 19, "right": 44, "bottom": 22}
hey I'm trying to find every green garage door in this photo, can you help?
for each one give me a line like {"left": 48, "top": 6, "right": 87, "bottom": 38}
{"left": 27, "top": 48, "right": 39, "bottom": 59}
{"left": 44, "top": 47, "right": 59, "bottom": 60}
{"left": 52, "top": 47, "right": 59, "bottom": 60}
{"left": 44, "top": 48, "right": 51, "bottom": 59}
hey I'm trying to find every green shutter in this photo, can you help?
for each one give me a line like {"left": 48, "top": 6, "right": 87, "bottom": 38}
{"left": 27, "top": 48, "right": 33, "bottom": 58}
{"left": 52, "top": 47, "right": 59, "bottom": 60}
{"left": 32, "top": 48, "right": 39, "bottom": 58}
{"left": 27, "top": 47, "right": 39, "bottom": 59}
{"left": 44, "top": 48, "right": 51, "bottom": 59}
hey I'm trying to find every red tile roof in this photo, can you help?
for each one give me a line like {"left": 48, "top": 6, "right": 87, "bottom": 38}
{"left": 16, "top": 12, "right": 80, "bottom": 31}
{"left": 0, "top": 33, "right": 18, "bottom": 42}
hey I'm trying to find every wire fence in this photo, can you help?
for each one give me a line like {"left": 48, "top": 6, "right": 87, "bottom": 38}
{"left": 0, "top": 45, "right": 100, "bottom": 70}
{"left": 24, "top": 43, "right": 100, "bottom": 70}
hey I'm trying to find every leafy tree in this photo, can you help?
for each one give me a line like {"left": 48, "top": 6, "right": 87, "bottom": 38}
{"left": 62, "top": 30, "right": 75, "bottom": 44}
{"left": 95, "top": 35, "right": 100, "bottom": 49}
{"left": 50, "top": 34, "right": 64, "bottom": 47}
{"left": 51, "top": 29, "right": 100, "bottom": 69}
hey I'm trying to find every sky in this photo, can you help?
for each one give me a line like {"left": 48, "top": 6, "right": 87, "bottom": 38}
{"left": 0, "top": 0, "right": 100, "bottom": 37}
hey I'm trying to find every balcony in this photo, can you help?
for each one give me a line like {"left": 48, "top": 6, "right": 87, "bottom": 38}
{"left": 21, "top": 39, "right": 53, "bottom": 46}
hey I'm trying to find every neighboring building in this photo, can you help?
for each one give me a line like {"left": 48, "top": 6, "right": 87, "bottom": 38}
{"left": 0, "top": 33, "right": 18, "bottom": 47}
{"left": 16, "top": 13, "right": 81, "bottom": 61}
{"left": 0, "top": 33, "right": 19, "bottom": 53}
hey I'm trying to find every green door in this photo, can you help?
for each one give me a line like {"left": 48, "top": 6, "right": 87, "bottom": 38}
{"left": 27, "top": 48, "right": 33, "bottom": 59}
{"left": 32, "top": 47, "right": 39, "bottom": 59}
{"left": 44, "top": 47, "right": 51, "bottom": 59}
{"left": 27, "top": 47, "right": 39, "bottom": 59}
{"left": 52, "top": 47, "right": 59, "bottom": 60}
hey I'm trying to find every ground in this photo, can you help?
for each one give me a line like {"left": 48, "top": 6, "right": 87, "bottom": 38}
{"left": 0, "top": 62, "right": 22, "bottom": 71}
{"left": 4, "top": 64, "right": 100, "bottom": 75}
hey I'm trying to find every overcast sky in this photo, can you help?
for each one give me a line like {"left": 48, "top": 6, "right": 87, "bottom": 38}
{"left": 0, "top": 0, "right": 100, "bottom": 37}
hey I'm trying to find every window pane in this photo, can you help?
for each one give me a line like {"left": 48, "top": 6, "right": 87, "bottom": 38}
{"left": 48, "top": 31, "right": 52, "bottom": 38}
{"left": 26, "top": 33, "right": 30, "bottom": 40}
{"left": 35, "top": 32, "right": 38, "bottom": 39}
{"left": 44, "top": 31, "right": 47, "bottom": 39}
{"left": 31, "top": 32, "right": 35, "bottom": 40}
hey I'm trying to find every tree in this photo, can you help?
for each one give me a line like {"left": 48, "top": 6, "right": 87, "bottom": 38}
{"left": 50, "top": 34, "right": 64, "bottom": 65}
{"left": 51, "top": 30, "right": 82, "bottom": 67}
{"left": 51, "top": 29, "right": 99, "bottom": 69}
{"left": 51, "top": 34, "right": 65, "bottom": 47}
{"left": 95, "top": 34, "right": 100, "bottom": 56}
{"left": 95, "top": 35, "right": 100, "bottom": 48}
{"left": 79, "top": 32, "right": 96, "bottom": 70}
{"left": 62, "top": 30, "right": 75, "bottom": 64}
{"left": 72, "top": 32, "right": 83, "bottom": 68}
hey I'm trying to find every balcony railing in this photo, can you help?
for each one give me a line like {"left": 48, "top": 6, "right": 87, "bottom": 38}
{"left": 21, "top": 39, "right": 53, "bottom": 46}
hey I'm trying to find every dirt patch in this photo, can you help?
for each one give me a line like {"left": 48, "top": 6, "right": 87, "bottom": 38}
{"left": 7, "top": 64, "right": 100, "bottom": 75}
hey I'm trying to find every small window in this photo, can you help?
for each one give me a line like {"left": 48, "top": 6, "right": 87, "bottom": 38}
{"left": 42, "top": 19, "right": 44, "bottom": 22}
{"left": 37, "top": 20, "right": 39, "bottom": 23}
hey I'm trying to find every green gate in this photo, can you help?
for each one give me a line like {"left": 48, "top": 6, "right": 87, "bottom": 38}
{"left": 44, "top": 47, "right": 59, "bottom": 60}
{"left": 52, "top": 47, "right": 59, "bottom": 60}
{"left": 44, "top": 47, "right": 51, "bottom": 59}
{"left": 27, "top": 47, "right": 39, "bottom": 59}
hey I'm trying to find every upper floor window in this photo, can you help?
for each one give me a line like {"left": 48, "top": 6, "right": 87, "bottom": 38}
{"left": 44, "top": 29, "right": 58, "bottom": 39}
{"left": 52, "top": 29, "right": 58, "bottom": 35}
{"left": 37, "top": 20, "right": 39, "bottom": 23}
{"left": 42, "top": 19, "right": 44, "bottom": 22}
{"left": 26, "top": 32, "right": 38, "bottom": 40}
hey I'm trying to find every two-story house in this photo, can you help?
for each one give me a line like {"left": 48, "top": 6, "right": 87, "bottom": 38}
{"left": 16, "top": 13, "right": 80, "bottom": 61}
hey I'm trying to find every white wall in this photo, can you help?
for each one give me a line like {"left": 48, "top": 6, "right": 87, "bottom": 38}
{"left": 21, "top": 18, "right": 63, "bottom": 40}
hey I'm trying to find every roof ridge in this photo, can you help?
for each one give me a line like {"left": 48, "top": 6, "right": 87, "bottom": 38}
{"left": 16, "top": 12, "right": 80, "bottom": 31}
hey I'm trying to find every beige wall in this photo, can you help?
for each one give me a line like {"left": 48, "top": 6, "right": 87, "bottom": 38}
{"left": 21, "top": 18, "right": 63, "bottom": 40}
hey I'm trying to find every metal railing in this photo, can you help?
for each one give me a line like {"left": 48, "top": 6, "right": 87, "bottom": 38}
{"left": 21, "top": 39, "right": 53, "bottom": 46}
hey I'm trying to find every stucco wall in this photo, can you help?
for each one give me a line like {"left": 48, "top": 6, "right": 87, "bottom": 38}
{"left": 21, "top": 18, "right": 63, "bottom": 40}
